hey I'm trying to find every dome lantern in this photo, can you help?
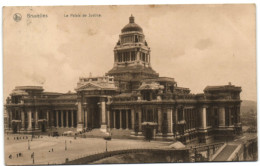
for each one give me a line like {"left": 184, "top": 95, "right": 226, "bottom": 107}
{"left": 121, "top": 15, "right": 143, "bottom": 33}
{"left": 129, "top": 14, "right": 135, "bottom": 23}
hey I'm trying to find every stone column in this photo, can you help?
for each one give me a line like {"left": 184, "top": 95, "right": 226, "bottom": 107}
{"left": 219, "top": 107, "right": 225, "bottom": 126}
{"left": 100, "top": 98, "right": 107, "bottom": 131}
{"left": 200, "top": 107, "right": 207, "bottom": 129}
{"left": 77, "top": 99, "right": 83, "bottom": 131}
{"left": 107, "top": 110, "right": 110, "bottom": 128}
{"left": 27, "top": 110, "right": 32, "bottom": 130}
{"left": 131, "top": 109, "right": 135, "bottom": 130}
{"left": 84, "top": 107, "right": 88, "bottom": 129}
{"left": 158, "top": 108, "right": 162, "bottom": 133}
{"left": 175, "top": 108, "right": 178, "bottom": 123}
{"left": 71, "top": 111, "right": 74, "bottom": 128}
{"left": 119, "top": 110, "right": 122, "bottom": 129}
{"left": 49, "top": 111, "right": 53, "bottom": 127}
{"left": 7, "top": 111, "right": 11, "bottom": 130}
{"left": 35, "top": 109, "right": 38, "bottom": 129}
{"left": 56, "top": 111, "right": 59, "bottom": 128}
{"left": 126, "top": 110, "right": 129, "bottom": 129}
{"left": 113, "top": 111, "right": 116, "bottom": 129}
{"left": 167, "top": 108, "right": 173, "bottom": 134}
{"left": 61, "top": 111, "right": 64, "bottom": 127}
{"left": 174, "top": 108, "right": 178, "bottom": 136}
{"left": 21, "top": 110, "right": 25, "bottom": 130}
{"left": 66, "top": 111, "right": 69, "bottom": 128}
{"left": 137, "top": 51, "right": 140, "bottom": 61}
{"left": 138, "top": 109, "right": 142, "bottom": 132}
{"left": 77, "top": 101, "right": 82, "bottom": 123}
{"left": 46, "top": 111, "right": 49, "bottom": 128}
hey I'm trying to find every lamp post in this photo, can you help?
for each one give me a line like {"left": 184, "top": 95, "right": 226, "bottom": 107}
{"left": 65, "top": 140, "right": 67, "bottom": 151}
{"left": 28, "top": 140, "right": 30, "bottom": 150}
{"left": 31, "top": 152, "right": 34, "bottom": 164}
{"left": 105, "top": 140, "right": 107, "bottom": 152}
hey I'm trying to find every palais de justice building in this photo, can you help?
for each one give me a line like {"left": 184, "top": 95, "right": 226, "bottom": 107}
{"left": 5, "top": 15, "right": 242, "bottom": 143}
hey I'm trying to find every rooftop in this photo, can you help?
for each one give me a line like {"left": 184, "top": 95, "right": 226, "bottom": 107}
{"left": 204, "top": 84, "right": 242, "bottom": 92}
{"left": 14, "top": 86, "right": 43, "bottom": 91}
{"left": 107, "top": 65, "right": 158, "bottom": 75}
{"left": 143, "top": 77, "right": 176, "bottom": 83}
{"left": 55, "top": 93, "right": 77, "bottom": 100}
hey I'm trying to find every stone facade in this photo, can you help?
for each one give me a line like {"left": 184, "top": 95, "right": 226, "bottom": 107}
{"left": 4, "top": 15, "right": 242, "bottom": 143}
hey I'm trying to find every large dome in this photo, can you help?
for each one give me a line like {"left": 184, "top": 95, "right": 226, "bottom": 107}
{"left": 121, "top": 15, "right": 143, "bottom": 33}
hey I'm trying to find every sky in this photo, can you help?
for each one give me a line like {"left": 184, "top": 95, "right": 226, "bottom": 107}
{"left": 3, "top": 4, "right": 256, "bottom": 101}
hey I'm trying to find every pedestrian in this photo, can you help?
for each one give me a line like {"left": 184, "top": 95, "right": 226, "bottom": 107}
{"left": 52, "top": 148, "right": 53, "bottom": 152}
{"left": 14, "top": 137, "right": 15, "bottom": 140}
{"left": 9, "top": 154, "right": 12, "bottom": 159}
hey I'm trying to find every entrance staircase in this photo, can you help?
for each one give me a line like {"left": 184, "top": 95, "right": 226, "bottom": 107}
{"left": 110, "top": 129, "right": 132, "bottom": 139}
{"left": 76, "top": 128, "right": 132, "bottom": 139}
{"left": 212, "top": 144, "right": 238, "bottom": 161}
{"left": 81, "top": 129, "right": 109, "bottom": 138}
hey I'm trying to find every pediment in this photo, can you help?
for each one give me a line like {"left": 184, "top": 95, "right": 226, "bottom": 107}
{"left": 144, "top": 85, "right": 151, "bottom": 89}
{"left": 77, "top": 83, "right": 102, "bottom": 91}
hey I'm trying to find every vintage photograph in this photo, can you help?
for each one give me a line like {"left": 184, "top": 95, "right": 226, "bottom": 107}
{"left": 3, "top": 4, "right": 257, "bottom": 165}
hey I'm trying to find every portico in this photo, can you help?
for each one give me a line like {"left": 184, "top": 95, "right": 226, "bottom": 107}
{"left": 75, "top": 76, "right": 117, "bottom": 132}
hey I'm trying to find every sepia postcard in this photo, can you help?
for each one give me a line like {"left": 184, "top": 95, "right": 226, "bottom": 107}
{"left": 3, "top": 4, "right": 257, "bottom": 165}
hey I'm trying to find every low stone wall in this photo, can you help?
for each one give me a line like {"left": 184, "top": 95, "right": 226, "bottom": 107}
{"left": 64, "top": 148, "right": 190, "bottom": 164}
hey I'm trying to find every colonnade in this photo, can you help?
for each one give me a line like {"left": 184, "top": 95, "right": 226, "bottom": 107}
{"left": 54, "top": 110, "right": 77, "bottom": 128}
{"left": 6, "top": 105, "right": 240, "bottom": 134}
{"left": 7, "top": 109, "right": 77, "bottom": 132}
{"left": 108, "top": 109, "right": 133, "bottom": 130}
{"left": 199, "top": 106, "right": 239, "bottom": 130}
{"left": 108, "top": 108, "right": 174, "bottom": 134}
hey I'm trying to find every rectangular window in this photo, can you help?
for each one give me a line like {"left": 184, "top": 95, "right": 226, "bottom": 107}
{"left": 231, "top": 107, "right": 234, "bottom": 125}
{"left": 154, "top": 109, "right": 158, "bottom": 122}
{"left": 142, "top": 53, "right": 146, "bottom": 61}
{"left": 118, "top": 53, "right": 121, "bottom": 62}
{"left": 233, "top": 107, "right": 237, "bottom": 123}
{"left": 147, "top": 110, "right": 153, "bottom": 122}
{"left": 142, "top": 109, "right": 146, "bottom": 122}
{"left": 177, "top": 109, "right": 183, "bottom": 121}
{"left": 131, "top": 51, "right": 135, "bottom": 61}
{"left": 214, "top": 108, "right": 219, "bottom": 126}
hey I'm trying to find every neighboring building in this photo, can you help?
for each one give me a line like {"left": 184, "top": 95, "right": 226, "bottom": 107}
{"left": 4, "top": 15, "right": 242, "bottom": 143}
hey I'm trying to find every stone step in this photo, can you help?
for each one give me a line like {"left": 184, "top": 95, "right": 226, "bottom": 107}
{"left": 110, "top": 129, "right": 132, "bottom": 139}
{"left": 213, "top": 145, "right": 238, "bottom": 161}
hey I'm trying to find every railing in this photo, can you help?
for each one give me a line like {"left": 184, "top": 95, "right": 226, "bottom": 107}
{"left": 190, "top": 142, "right": 225, "bottom": 162}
